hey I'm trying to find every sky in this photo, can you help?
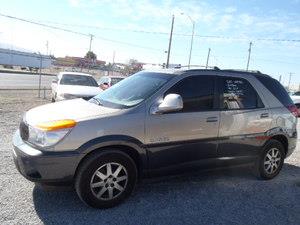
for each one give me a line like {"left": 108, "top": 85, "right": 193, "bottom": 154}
{"left": 0, "top": 0, "right": 300, "bottom": 86}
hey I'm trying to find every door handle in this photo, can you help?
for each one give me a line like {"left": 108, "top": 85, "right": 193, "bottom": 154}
{"left": 260, "top": 113, "right": 269, "bottom": 118}
{"left": 206, "top": 117, "right": 218, "bottom": 122}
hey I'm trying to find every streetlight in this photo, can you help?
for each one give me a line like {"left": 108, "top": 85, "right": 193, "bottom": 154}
{"left": 181, "top": 13, "right": 195, "bottom": 69}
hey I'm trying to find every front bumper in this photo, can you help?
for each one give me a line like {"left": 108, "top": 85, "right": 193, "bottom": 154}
{"left": 12, "top": 130, "right": 82, "bottom": 184}
{"left": 56, "top": 95, "right": 93, "bottom": 101}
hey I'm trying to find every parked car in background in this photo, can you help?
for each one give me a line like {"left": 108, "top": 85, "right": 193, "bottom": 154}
{"left": 51, "top": 72, "right": 102, "bottom": 102}
{"left": 98, "top": 75, "right": 125, "bottom": 90}
{"left": 13, "top": 69, "right": 297, "bottom": 208}
{"left": 290, "top": 92, "right": 300, "bottom": 115}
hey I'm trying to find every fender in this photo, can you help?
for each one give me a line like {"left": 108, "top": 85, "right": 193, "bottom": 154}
{"left": 76, "top": 135, "right": 148, "bottom": 169}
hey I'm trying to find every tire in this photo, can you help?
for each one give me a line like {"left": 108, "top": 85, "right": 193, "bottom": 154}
{"left": 51, "top": 97, "right": 55, "bottom": 102}
{"left": 75, "top": 150, "right": 137, "bottom": 208}
{"left": 254, "top": 139, "right": 285, "bottom": 180}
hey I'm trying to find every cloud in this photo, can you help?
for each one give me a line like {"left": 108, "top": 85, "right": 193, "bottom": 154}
{"left": 239, "top": 14, "right": 254, "bottom": 26}
{"left": 216, "top": 14, "right": 233, "bottom": 31}
{"left": 224, "top": 7, "right": 237, "bottom": 14}
{"left": 68, "top": 0, "right": 81, "bottom": 7}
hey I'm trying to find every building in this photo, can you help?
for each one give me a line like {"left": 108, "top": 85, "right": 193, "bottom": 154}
{"left": 53, "top": 56, "right": 106, "bottom": 68}
{"left": 0, "top": 48, "right": 52, "bottom": 68}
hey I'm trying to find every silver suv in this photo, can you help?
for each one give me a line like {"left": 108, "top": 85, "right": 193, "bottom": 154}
{"left": 13, "top": 69, "right": 298, "bottom": 208}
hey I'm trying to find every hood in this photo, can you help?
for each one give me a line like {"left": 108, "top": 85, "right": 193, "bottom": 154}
{"left": 25, "top": 98, "right": 120, "bottom": 125}
{"left": 57, "top": 85, "right": 102, "bottom": 96}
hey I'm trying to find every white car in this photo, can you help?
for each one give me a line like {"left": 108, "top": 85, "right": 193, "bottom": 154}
{"left": 51, "top": 72, "right": 102, "bottom": 102}
{"left": 98, "top": 75, "right": 125, "bottom": 90}
{"left": 290, "top": 92, "right": 300, "bottom": 115}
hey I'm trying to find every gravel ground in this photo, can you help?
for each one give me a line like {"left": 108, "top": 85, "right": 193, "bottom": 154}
{"left": 0, "top": 90, "right": 300, "bottom": 225}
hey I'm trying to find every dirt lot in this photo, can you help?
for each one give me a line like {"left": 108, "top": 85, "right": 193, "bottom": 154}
{"left": 0, "top": 90, "right": 300, "bottom": 225}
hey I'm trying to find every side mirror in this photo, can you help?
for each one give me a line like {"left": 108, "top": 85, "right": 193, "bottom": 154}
{"left": 152, "top": 94, "right": 183, "bottom": 114}
{"left": 52, "top": 79, "right": 57, "bottom": 84}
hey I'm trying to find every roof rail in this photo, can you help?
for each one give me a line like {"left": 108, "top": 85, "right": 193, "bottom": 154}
{"left": 222, "top": 69, "right": 262, "bottom": 74}
{"left": 175, "top": 65, "right": 221, "bottom": 70}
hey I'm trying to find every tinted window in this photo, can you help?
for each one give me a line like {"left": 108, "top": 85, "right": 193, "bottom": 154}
{"left": 60, "top": 74, "right": 98, "bottom": 87}
{"left": 220, "top": 77, "right": 263, "bottom": 110}
{"left": 166, "top": 76, "right": 215, "bottom": 112}
{"left": 255, "top": 75, "right": 293, "bottom": 106}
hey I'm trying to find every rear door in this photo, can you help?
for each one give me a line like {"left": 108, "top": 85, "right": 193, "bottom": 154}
{"left": 145, "top": 75, "right": 220, "bottom": 170}
{"left": 217, "top": 76, "right": 272, "bottom": 157}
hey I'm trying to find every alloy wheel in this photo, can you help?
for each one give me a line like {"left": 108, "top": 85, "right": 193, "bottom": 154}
{"left": 90, "top": 162, "right": 128, "bottom": 201}
{"left": 264, "top": 148, "right": 282, "bottom": 175}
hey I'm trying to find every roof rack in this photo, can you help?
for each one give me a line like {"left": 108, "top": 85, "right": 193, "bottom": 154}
{"left": 173, "top": 65, "right": 221, "bottom": 70}
{"left": 160, "top": 66, "right": 266, "bottom": 76}
{"left": 221, "top": 69, "right": 262, "bottom": 74}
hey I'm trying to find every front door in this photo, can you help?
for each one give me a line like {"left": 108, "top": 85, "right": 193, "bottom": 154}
{"left": 145, "top": 75, "right": 220, "bottom": 170}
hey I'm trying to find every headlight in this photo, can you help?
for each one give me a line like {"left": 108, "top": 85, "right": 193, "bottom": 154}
{"left": 61, "top": 93, "right": 77, "bottom": 99}
{"left": 27, "top": 119, "right": 76, "bottom": 147}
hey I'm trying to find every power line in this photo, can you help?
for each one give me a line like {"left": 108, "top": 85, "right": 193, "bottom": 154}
{"left": 2, "top": 13, "right": 300, "bottom": 43}
{"left": 0, "top": 13, "right": 162, "bottom": 52}
{"left": 39, "top": 20, "right": 300, "bottom": 43}
{"left": 0, "top": 13, "right": 89, "bottom": 37}
{"left": 31, "top": 18, "right": 300, "bottom": 43}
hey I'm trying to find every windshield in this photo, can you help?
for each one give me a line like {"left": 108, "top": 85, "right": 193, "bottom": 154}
{"left": 60, "top": 74, "right": 98, "bottom": 87}
{"left": 91, "top": 72, "right": 174, "bottom": 108}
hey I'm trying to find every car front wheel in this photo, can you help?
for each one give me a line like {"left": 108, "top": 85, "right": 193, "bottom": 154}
{"left": 75, "top": 150, "right": 137, "bottom": 208}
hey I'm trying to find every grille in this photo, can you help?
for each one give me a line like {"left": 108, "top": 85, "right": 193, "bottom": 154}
{"left": 20, "top": 120, "right": 29, "bottom": 141}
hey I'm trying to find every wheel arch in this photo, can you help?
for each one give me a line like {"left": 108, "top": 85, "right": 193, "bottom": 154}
{"left": 74, "top": 135, "right": 147, "bottom": 179}
{"left": 268, "top": 134, "right": 288, "bottom": 155}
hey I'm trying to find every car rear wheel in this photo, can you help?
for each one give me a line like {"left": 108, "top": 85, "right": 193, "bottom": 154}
{"left": 75, "top": 150, "right": 137, "bottom": 208}
{"left": 254, "top": 140, "right": 285, "bottom": 180}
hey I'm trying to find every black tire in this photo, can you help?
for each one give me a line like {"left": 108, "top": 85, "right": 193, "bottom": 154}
{"left": 254, "top": 139, "right": 285, "bottom": 180}
{"left": 51, "top": 93, "right": 56, "bottom": 102}
{"left": 75, "top": 150, "right": 137, "bottom": 208}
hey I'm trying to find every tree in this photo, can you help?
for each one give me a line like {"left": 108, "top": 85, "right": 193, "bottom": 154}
{"left": 122, "top": 58, "right": 143, "bottom": 75}
{"left": 85, "top": 51, "right": 97, "bottom": 60}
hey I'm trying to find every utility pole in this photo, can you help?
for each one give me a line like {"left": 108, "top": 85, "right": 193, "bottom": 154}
{"left": 89, "top": 34, "right": 94, "bottom": 52}
{"left": 188, "top": 21, "right": 195, "bottom": 69}
{"left": 38, "top": 52, "right": 42, "bottom": 98}
{"left": 246, "top": 41, "right": 253, "bottom": 71}
{"left": 181, "top": 13, "right": 195, "bottom": 68}
{"left": 288, "top": 72, "right": 294, "bottom": 91}
{"left": 166, "top": 15, "right": 174, "bottom": 69}
{"left": 206, "top": 48, "right": 211, "bottom": 69}
{"left": 45, "top": 41, "right": 49, "bottom": 55}
{"left": 112, "top": 51, "right": 115, "bottom": 76}
{"left": 279, "top": 75, "right": 282, "bottom": 83}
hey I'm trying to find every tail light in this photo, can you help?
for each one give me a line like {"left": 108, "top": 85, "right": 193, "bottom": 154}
{"left": 286, "top": 105, "right": 299, "bottom": 117}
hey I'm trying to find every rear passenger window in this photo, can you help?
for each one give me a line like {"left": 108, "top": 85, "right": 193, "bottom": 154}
{"left": 255, "top": 75, "right": 294, "bottom": 107}
{"left": 165, "top": 76, "right": 215, "bottom": 112}
{"left": 220, "top": 77, "right": 263, "bottom": 110}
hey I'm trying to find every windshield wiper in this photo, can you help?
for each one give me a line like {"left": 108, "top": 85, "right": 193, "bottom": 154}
{"left": 90, "top": 98, "right": 103, "bottom": 106}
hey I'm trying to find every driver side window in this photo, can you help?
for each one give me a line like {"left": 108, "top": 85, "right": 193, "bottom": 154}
{"left": 165, "top": 75, "right": 215, "bottom": 113}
